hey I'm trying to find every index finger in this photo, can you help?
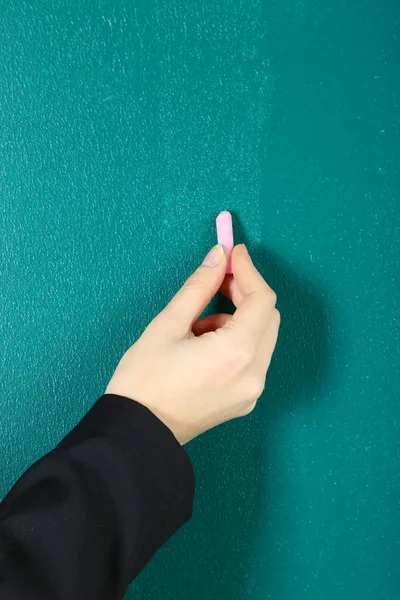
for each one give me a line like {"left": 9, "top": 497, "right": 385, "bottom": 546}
{"left": 228, "top": 245, "right": 277, "bottom": 341}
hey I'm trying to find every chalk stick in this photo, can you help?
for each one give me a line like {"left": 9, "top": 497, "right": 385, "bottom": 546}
{"left": 216, "top": 211, "right": 234, "bottom": 274}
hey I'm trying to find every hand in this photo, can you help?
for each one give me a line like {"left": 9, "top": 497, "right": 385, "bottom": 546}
{"left": 106, "top": 244, "right": 280, "bottom": 444}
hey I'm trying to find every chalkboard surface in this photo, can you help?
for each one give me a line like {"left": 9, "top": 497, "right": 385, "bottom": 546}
{"left": 1, "top": 1, "right": 399, "bottom": 599}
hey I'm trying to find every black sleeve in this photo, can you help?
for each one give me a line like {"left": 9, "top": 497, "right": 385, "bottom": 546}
{"left": 0, "top": 394, "right": 195, "bottom": 600}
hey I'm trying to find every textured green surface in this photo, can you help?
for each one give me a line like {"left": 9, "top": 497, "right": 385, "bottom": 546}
{"left": 1, "top": 1, "right": 399, "bottom": 599}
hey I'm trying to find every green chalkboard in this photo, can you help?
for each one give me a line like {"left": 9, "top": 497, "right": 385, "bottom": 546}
{"left": 1, "top": 1, "right": 399, "bottom": 599}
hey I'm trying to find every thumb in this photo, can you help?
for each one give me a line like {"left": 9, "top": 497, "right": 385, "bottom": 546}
{"left": 160, "top": 245, "right": 227, "bottom": 334}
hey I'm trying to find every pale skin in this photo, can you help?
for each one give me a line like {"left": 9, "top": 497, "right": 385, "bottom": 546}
{"left": 106, "top": 244, "right": 280, "bottom": 445}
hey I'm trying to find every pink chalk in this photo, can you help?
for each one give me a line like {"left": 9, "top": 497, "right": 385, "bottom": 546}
{"left": 216, "top": 211, "right": 234, "bottom": 274}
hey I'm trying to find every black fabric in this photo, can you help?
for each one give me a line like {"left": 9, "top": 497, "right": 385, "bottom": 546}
{"left": 0, "top": 394, "right": 195, "bottom": 599}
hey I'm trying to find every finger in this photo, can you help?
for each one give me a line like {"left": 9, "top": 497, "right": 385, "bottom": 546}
{"left": 220, "top": 274, "right": 244, "bottom": 308}
{"left": 192, "top": 313, "right": 232, "bottom": 336}
{"left": 229, "top": 245, "right": 277, "bottom": 341}
{"left": 160, "top": 245, "right": 227, "bottom": 334}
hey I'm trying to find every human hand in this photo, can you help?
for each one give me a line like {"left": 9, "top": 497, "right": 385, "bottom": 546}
{"left": 106, "top": 244, "right": 280, "bottom": 444}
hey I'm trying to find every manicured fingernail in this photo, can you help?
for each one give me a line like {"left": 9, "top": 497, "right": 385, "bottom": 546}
{"left": 202, "top": 245, "right": 225, "bottom": 267}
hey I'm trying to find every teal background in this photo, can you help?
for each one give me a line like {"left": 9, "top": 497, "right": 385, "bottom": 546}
{"left": 1, "top": 1, "right": 399, "bottom": 599}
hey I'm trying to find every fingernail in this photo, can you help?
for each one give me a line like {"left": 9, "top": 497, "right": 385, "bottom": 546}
{"left": 239, "top": 243, "right": 253, "bottom": 262}
{"left": 202, "top": 245, "right": 225, "bottom": 267}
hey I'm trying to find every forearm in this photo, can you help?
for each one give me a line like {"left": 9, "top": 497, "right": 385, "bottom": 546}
{"left": 0, "top": 394, "right": 194, "bottom": 600}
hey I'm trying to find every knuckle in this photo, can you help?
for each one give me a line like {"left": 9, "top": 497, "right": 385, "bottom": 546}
{"left": 238, "top": 399, "right": 257, "bottom": 417}
{"left": 258, "top": 286, "right": 277, "bottom": 309}
{"left": 273, "top": 308, "right": 281, "bottom": 325}
{"left": 236, "top": 342, "right": 255, "bottom": 368}
{"left": 246, "top": 374, "right": 265, "bottom": 401}
{"left": 267, "top": 289, "right": 277, "bottom": 306}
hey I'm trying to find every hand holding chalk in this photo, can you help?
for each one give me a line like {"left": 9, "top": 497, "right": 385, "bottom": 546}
{"left": 106, "top": 242, "right": 280, "bottom": 445}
